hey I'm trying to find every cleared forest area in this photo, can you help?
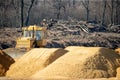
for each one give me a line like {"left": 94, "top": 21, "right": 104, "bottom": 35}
{"left": 0, "top": 0, "right": 120, "bottom": 49}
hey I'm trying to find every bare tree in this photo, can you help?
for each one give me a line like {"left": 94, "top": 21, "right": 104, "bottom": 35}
{"left": 52, "top": 0, "right": 62, "bottom": 19}
{"left": 57, "top": 0, "right": 62, "bottom": 19}
{"left": 107, "top": 0, "right": 120, "bottom": 25}
{"left": 101, "top": 0, "right": 107, "bottom": 25}
{"left": 81, "top": 0, "right": 90, "bottom": 21}
{"left": 107, "top": 0, "right": 115, "bottom": 25}
{"left": 73, "top": 0, "right": 75, "bottom": 7}
{"left": 0, "top": 0, "right": 13, "bottom": 27}
{"left": 25, "top": 0, "right": 35, "bottom": 26}
{"left": 11, "top": 0, "right": 20, "bottom": 27}
{"left": 115, "top": 0, "right": 120, "bottom": 24}
{"left": 21, "top": 0, "right": 24, "bottom": 28}
{"left": 110, "top": 0, "right": 114, "bottom": 24}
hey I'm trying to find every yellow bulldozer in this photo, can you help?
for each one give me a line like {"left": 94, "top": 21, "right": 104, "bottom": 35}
{"left": 16, "top": 25, "right": 47, "bottom": 48}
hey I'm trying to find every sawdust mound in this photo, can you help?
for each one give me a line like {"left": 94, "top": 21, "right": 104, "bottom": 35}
{"left": 32, "top": 47, "right": 120, "bottom": 79}
{"left": 115, "top": 48, "right": 120, "bottom": 55}
{"left": 6, "top": 48, "right": 67, "bottom": 78}
{"left": 0, "top": 50, "right": 14, "bottom": 76}
{"left": 116, "top": 67, "right": 120, "bottom": 78}
{"left": 65, "top": 46, "right": 85, "bottom": 51}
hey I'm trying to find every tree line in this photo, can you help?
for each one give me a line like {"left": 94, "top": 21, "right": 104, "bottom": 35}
{"left": 0, "top": 0, "right": 120, "bottom": 28}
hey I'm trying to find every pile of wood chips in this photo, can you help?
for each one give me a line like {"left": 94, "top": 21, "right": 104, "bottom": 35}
{"left": 32, "top": 47, "right": 120, "bottom": 79}
{"left": 6, "top": 48, "right": 67, "bottom": 78}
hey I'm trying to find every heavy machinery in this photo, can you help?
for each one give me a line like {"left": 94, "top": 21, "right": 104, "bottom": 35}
{"left": 16, "top": 25, "right": 47, "bottom": 48}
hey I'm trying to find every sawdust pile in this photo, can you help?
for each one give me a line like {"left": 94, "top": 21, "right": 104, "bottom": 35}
{"left": 115, "top": 48, "right": 120, "bottom": 55}
{"left": 0, "top": 50, "right": 14, "bottom": 76}
{"left": 116, "top": 48, "right": 120, "bottom": 78}
{"left": 6, "top": 48, "right": 67, "bottom": 78}
{"left": 32, "top": 47, "right": 120, "bottom": 79}
{"left": 117, "top": 67, "right": 120, "bottom": 78}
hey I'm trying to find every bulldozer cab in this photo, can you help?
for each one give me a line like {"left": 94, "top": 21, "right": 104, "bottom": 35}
{"left": 23, "top": 29, "right": 44, "bottom": 40}
{"left": 16, "top": 25, "right": 47, "bottom": 48}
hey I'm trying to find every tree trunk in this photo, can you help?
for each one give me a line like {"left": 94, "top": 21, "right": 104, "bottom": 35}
{"left": 25, "top": 0, "right": 35, "bottom": 26}
{"left": 57, "top": 0, "right": 61, "bottom": 19}
{"left": 102, "top": 1, "right": 107, "bottom": 25}
{"left": 115, "top": 0, "right": 120, "bottom": 25}
{"left": 57, "top": 10, "right": 60, "bottom": 19}
{"left": 21, "top": 0, "right": 24, "bottom": 28}
{"left": 63, "top": 6, "right": 67, "bottom": 19}
{"left": 111, "top": 0, "right": 114, "bottom": 24}
{"left": 73, "top": 0, "right": 75, "bottom": 7}
{"left": 86, "top": 8, "right": 89, "bottom": 21}
{"left": 81, "top": 0, "right": 90, "bottom": 21}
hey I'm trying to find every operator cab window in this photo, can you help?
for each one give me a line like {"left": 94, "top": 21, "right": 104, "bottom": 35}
{"left": 23, "top": 30, "right": 29, "bottom": 37}
{"left": 35, "top": 30, "right": 42, "bottom": 40}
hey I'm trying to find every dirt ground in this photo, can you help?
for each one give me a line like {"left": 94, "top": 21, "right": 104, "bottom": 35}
{"left": 0, "top": 20, "right": 120, "bottom": 50}
{"left": 0, "top": 26, "right": 120, "bottom": 50}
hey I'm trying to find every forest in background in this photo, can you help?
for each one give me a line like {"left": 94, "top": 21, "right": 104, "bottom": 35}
{"left": 0, "top": 0, "right": 120, "bottom": 28}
